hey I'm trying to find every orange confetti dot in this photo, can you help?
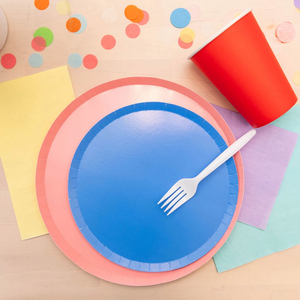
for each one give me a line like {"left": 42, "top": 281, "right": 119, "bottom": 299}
{"left": 131, "top": 10, "right": 144, "bottom": 23}
{"left": 124, "top": 5, "right": 140, "bottom": 20}
{"left": 66, "top": 17, "right": 81, "bottom": 33}
{"left": 34, "top": 0, "right": 49, "bottom": 10}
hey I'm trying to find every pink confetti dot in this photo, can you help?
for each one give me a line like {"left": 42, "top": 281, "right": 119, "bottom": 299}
{"left": 31, "top": 36, "right": 46, "bottom": 51}
{"left": 187, "top": 3, "right": 202, "bottom": 20}
{"left": 83, "top": 54, "right": 98, "bottom": 69}
{"left": 1, "top": 53, "right": 17, "bottom": 69}
{"left": 101, "top": 35, "right": 116, "bottom": 50}
{"left": 125, "top": 23, "right": 140, "bottom": 38}
{"left": 138, "top": 10, "right": 149, "bottom": 25}
{"left": 178, "top": 37, "right": 193, "bottom": 49}
{"left": 275, "top": 22, "right": 296, "bottom": 43}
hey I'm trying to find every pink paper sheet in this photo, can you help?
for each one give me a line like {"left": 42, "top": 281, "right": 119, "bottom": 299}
{"left": 214, "top": 105, "right": 298, "bottom": 230}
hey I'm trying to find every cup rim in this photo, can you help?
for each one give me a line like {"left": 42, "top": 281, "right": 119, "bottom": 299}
{"left": 187, "top": 8, "right": 253, "bottom": 60}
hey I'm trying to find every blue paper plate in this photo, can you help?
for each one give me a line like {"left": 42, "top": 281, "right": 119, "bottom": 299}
{"left": 68, "top": 102, "right": 238, "bottom": 272}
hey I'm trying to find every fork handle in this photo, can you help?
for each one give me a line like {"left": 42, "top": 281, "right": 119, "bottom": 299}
{"left": 195, "top": 129, "right": 256, "bottom": 182}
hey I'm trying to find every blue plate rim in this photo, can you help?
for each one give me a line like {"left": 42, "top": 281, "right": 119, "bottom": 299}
{"left": 68, "top": 102, "right": 239, "bottom": 272}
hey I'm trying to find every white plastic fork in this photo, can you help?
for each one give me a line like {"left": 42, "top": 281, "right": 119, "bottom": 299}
{"left": 158, "top": 129, "right": 256, "bottom": 215}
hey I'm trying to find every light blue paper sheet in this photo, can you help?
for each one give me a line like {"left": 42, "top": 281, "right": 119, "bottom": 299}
{"left": 213, "top": 104, "right": 300, "bottom": 272}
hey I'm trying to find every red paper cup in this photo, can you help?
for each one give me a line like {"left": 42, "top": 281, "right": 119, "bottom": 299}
{"left": 188, "top": 9, "right": 297, "bottom": 128}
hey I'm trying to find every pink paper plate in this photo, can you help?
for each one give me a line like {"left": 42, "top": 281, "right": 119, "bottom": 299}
{"left": 36, "top": 77, "right": 244, "bottom": 286}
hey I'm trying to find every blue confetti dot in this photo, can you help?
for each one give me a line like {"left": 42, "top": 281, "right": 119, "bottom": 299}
{"left": 28, "top": 53, "right": 43, "bottom": 68}
{"left": 170, "top": 8, "right": 191, "bottom": 28}
{"left": 68, "top": 53, "right": 83, "bottom": 68}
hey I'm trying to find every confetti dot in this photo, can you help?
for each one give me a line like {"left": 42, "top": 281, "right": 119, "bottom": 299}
{"left": 125, "top": 23, "right": 140, "bottom": 38}
{"left": 31, "top": 36, "right": 46, "bottom": 51}
{"left": 66, "top": 17, "right": 81, "bottom": 33}
{"left": 68, "top": 53, "right": 82, "bottom": 68}
{"left": 1, "top": 53, "right": 16, "bottom": 69}
{"left": 34, "top": 0, "right": 49, "bottom": 10}
{"left": 102, "top": 8, "right": 117, "bottom": 23}
{"left": 170, "top": 8, "right": 191, "bottom": 28}
{"left": 71, "top": 14, "right": 87, "bottom": 34}
{"left": 83, "top": 54, "right": 98, "bottom": 69}
{"left": 56, "top": 0, "right": 71, "bottom": 15}
{"left": 180, "top": 34, "right": 193, "bottom": 44}
{"left": 276, "top": 22, "right": 296, "bottom": 43}
{"left": 124, "top": 5, "right": 140, "bottom": 20}
{"left": 124, "top": 5, "right": 144, "bottom": 23}
{"left": 295, "top": 0, "right": 300, "bottom": 10}
{"left": 34, "top": 27, "right": 54, "bottom": 47}
{"left": 131, "top": 10, "right": 144, "bottom": 23}
{"left": 178, "top": 37, "right": 193, "bottom": 49}
{"left": 28, "top": 53, "right": 43, "bottom": 68}
{"left": 101, "top": 35, "right": 116, "bottom": 50}
{"left": 293, "top": 71, "right": 300, "bottom": 86}
{"left": 138, "top": 10, "right": 149, "bottom": 25}
{"left": 187, "top": 3, "right": 202, "bottom": 20}
{"left": 180, "top": 28, "right": 195, "bottom": 43}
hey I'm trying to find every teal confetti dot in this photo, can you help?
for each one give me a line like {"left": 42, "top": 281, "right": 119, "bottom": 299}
{"left": 170, "top": 8, "right": 191, "bottom": 28}
{"left": 68, "top": 53, "right": 82, "bottom": 68}
{"left": 28, "top": 53, "right": 43, "bottom": 68}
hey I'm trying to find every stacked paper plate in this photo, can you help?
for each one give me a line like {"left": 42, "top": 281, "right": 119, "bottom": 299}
{"left": 36, "top": 78, "right": 244, "bottom": 286}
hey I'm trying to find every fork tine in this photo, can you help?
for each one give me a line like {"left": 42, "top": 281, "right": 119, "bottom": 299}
{"left": 167, "top": 196, "right": 190, "bottom": 216}
{"left": 164, "top": 192, "right": 187, "bottom": 212}
{"left": 157, "top": 185, "right": 181, "bottom": 205}
{"left": 160, "top": 188, "right": 183, "bottom": 209}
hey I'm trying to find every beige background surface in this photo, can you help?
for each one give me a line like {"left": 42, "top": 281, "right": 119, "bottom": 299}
{"left": 1, "top": 0, "right": 300, "bottom": 299}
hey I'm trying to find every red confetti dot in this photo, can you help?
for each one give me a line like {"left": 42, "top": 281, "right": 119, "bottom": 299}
{"left": 101, "top": 35, "right": 116, "bottom": 50}
{"left": 31, "top": 36, "right": 46, "bottom": 51}
{"left": 83, "top": 54, "right": 98, "bottom": 69}
{"left": 125, "top": 23, "right": 140, "bottom": 39}
{"left": 1, "top": 53, "right": 17, "bottom": 69}
{"left": 138, "top": 10, "right": 149, "bottom": 25}
{"left": 178, "top": 37, "right": 193, "bottom": 49}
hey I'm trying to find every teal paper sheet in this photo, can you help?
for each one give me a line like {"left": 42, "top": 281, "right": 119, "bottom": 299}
{"left": 213, "top": 104, "right": 300, "bottom": 272}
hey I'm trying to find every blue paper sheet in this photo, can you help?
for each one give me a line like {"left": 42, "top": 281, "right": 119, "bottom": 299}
{"left": 213, "top": 104, "right": 300, "bottom": 272}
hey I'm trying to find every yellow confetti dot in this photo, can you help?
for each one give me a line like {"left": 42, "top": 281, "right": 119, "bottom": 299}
{"left": 180, "top": 34, "right": 193, "bottom": 43}
{"left": 292, "top": 71, "right": 300, "bottom": 86}
{"left": 180, "top": 28, "right": 195, "bottom": 43}
{"left": 56, "top": 0, "right": 71, "bottom": 15}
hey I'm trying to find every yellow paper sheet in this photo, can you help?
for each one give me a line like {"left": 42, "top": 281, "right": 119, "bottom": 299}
{"left": 0, "top": 66, "right": 75, "bottom": 240}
